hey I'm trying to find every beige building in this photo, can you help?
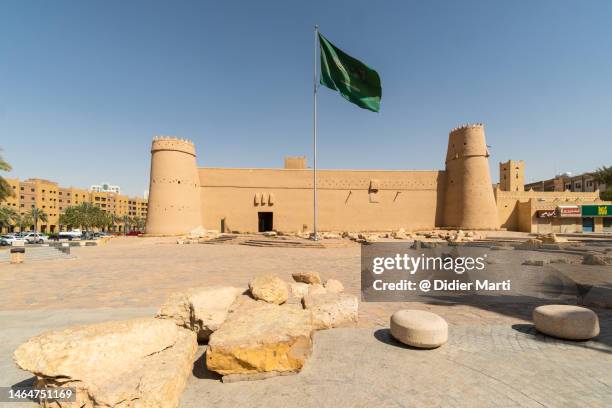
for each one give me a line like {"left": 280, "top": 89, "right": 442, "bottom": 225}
{"left": 525, "top": 171, "right": 607, "bottom": 193}
{"left": 144, "top": 124, "right": 611, "bottom": 236}
{"left": 1, "top": 178, "right": 148, "bottom": 233}
{"left": 497, "top": 162, "right": 611, "bottom": 233}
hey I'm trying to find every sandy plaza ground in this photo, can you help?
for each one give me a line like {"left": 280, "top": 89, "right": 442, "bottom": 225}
{"left": 1, "top": 236, "right": 612, "bottom": 407}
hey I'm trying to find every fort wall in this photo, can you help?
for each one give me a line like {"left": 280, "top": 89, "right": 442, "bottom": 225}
{"left": 198, "top": 168, "right": 445, "bottom": 233}
{"left": 144, "top": 124, "right": 608, "bottom": 236}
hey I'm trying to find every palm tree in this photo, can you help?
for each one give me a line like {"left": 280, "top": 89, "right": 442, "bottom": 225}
{"left": 12, "top": 213, "right": 32, "bottom": 233}
{"left": 133, "top": 216, "right": 146, "bottom": 232}
{"left": 121, "top": 215, "right": 133, "bottom": 234}
{"left": 60, "top": 203, "right": 107, "bottom": 232}
{"left": 590, "top": 165, "right": 612, "bottom": 201}
{"left": 0, "top": 206, "right": 18, "bottom": 233}
{"left": 0, "top": 150, "right": 14, "bottom": 202}
{"left": 26, "top": 207, "right": 48, "bottom": 233}
{"left": 108, "top": 213, "right": 123, "bottom": 233}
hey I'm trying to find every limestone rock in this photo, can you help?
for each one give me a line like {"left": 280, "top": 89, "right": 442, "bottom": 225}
{"left": 346, "top": 232, "right": 360, "bottom": 241}
{"left": 412, "top": 240, "right": 438, "bottom": 249}
{"left": 307, "top": 283, "right": 327, "bottom": 296}
{"left": 289, "top": 282, "right": 310, "bottom": 299}
{"left": 302, "top": 293, "right": 358, "bottom": 330}
{"left": 582, "top": 287, "right": 612, "bottom": 309}
{"left": 157, "top": 291, "right": 192, "bottom": 328}
{"left": 366, "top": 234, "right": 379, "bottom": 243}
{"left": 249, "top": 275, "right": 289, "bottom": 304}
{"left": 324, "top": 279, "right": 344, "bottom": 293}
{"left": 262, "top": 231, "right": 277, "bottom": 237}
{"left": 14, "top": 318, "right": 197, "bottom": 408}
{"left": 292, "top": 271, "right": 322, "bottom": 285}
{"left": 189, "top": 287, "right": 244, "bottom": 337}
{"left": 522, "top": 259, "right": 548, "bottom": 266}
{"left": 517, "top": 238, "right": 543, "bottom": 250}
{"left": 538, "top": 233, "right": 568, "bottom": 244}
{"left": 189, "top": 226, "right": 206, "bottom": 238}
{"left": 390, "top": 309, "right": 448, "bottom": 348}
{"left": 157, "top": 286, "right": 244, "bottom": 341}
{"left": 582, "top": 254, "right": 612, "bottom": 266}
{"left": 206, "top": 301, "right": 313, "bottom": 376}
{"left": 533, "top": 305, "right": 600, "bottom": 340}
{"left": 392, "top": 228, "right": 409, "bottom": 239}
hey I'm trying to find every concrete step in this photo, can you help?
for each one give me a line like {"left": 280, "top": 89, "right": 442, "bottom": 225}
{"left": 0, "top": 246, "right": 75, "bottom": 263}
{"left": 240, "top": 239, "right": 324, "bottom": 249}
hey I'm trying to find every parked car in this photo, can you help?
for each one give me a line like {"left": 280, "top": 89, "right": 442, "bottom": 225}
{"left": 57, "top": 229, "right": 82, "bottom": 241}
{"left": 24, "top": 233, "right": 49, "bottom": 244}
{"left": 126, "top": 231, "right": 142, "bottom": 236}
{"left": 0, "top": 234, "right": 27, "bottom": 246}
{"left": 81, "top": 231, "right": 98, "bottom": 240}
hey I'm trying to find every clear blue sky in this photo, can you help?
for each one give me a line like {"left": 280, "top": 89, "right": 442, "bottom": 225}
{"left": 1, "top": 1, "right": 611, "bottom": 196}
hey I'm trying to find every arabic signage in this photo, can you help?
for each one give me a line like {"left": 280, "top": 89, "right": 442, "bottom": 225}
{"left": 536, "top": 210, "right": 556, "bottom": 218}
{"left": 581, "top": 205, "right": 612, "bottom": 217}
{"left": 557, "top": 206, "right": 581, "bottom": 217}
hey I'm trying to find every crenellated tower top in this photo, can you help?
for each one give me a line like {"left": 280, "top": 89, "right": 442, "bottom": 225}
{"left": 449, "top": 123, "right": 484, "bottom": 134}
{"left": 151, "top": 136, "right": 196, "bottom": 156}
{"left": 446, "top": 123, "right": 488, "bottom": 163}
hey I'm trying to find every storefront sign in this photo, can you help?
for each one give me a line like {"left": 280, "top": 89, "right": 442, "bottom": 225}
{"left": 581, "top": 205, "right": 612, "bottom": 217}
{"left": 557, "top": 206, "right": 580, "bottom": 217}
{"left": 536, "top": 210, "right": 556, "bottom": 218}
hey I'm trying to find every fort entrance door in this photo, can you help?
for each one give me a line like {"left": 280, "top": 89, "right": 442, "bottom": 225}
{"left": 258, "top": 212, "right": 273, "bottom": 232}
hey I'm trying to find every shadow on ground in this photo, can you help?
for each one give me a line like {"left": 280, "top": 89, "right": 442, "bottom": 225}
{"left": 191, "top": 348, "right": 221, "bottom": 381}
{"left": 372, "top": 328, "right": 433, "bottom": 350}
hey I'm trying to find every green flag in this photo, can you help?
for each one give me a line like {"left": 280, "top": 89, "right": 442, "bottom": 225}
{"left": 318, "top": 33, "right": 381, "bottom": 112}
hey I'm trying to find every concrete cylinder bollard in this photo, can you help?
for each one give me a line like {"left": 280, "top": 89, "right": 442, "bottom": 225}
{"left": 10, "top": 247, "right": 25, "bottom": 264}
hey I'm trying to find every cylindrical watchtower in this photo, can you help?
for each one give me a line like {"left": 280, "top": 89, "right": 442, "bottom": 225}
{"left": 145, "top": 136, "right": 202, "bottom": 235}
{"left": 443, "top": 124, "right": 499, "bottom": 230}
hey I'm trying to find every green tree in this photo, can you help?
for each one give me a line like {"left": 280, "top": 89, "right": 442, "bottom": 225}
{"left": 0, "top": 150, "right": 14, "bottom": 202}
{"left": 121, "top": 215, "right": 133, "bottom": 234}
{"left": 590, "top": 165, "right": 612, "bottom": 201}
{"left": 26, "top": 208, "right": 48, "bottom": 233}
{"left": 132, "top": 216, "right": 146, "bottom": 232}
{"left": 12, "top": 213, "right": 32, "bottom": 233}
{"left": 96, "top": 211, "right": 111, "bottom": 232}
{"left": 0, "top": 206, "right": 18, "bottom": 232}
{"left": 107, "top": 213, "right": 122, "bottom": 233}
{"left": 59, "top": 203, "right": 107, "bottom": 232}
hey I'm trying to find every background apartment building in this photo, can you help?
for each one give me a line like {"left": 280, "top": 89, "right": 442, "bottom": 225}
{"left": 524, "top": 171, "right": 607, "bottom": 193}
{"left": 2, "top": 178, "right": 147, "bottom": 233}
{"left": 90, "top": 182, "right": 121, "bottom": 194}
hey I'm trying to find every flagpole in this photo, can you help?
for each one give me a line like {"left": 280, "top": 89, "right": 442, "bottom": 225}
{"left": 312, "top": 25, "right": 319, "bottom": 241}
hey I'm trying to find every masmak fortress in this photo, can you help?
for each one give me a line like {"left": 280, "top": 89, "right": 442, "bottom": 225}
{"left": 144, "top": 124, "right": 607, "bottom": 235}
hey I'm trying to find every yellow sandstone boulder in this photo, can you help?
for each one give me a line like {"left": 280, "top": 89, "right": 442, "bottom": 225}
{"left": 206, "top": 300, "right": 313, "bottom": 377}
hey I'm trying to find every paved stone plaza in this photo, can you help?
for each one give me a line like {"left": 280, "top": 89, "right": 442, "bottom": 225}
{"left": 1, "top": 237, "right": 611, "bottom": 407}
